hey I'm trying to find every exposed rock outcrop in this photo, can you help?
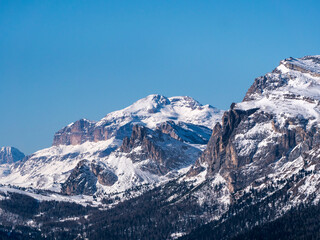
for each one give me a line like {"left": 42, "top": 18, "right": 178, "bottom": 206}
{"left": 120, "top": 124, "right": 201, "bottom": 175}
{"left": 156, "top": 121, "right": 212, "bottom": 144}
{"left": 91, "top": 161, "right": 118, "bottom": 186}
{"left": 61, "top": 160, "right": 97, "bottom": 195}
{"left": 53, "top": 119, "right": 133, "bottom": 146}
{"left": 61, "top": 160, "right": 118, "bottom": 195}
{"left": 53, "top": 119, "right": 95, "bottom": 146}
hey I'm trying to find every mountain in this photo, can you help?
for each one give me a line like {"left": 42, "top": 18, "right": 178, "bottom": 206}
{"left": 0, "top": 147, "right": 25, "bottom": 164}
{"left": 1, "top": 56, "right": 320, "bottom": 239}
{"left": 0, "top": 95, "right": 223, "bottom": 198}
{"left": 183, "top": 55, "right": 320, "bottom": 238}
{"left": 192, "top": 55, "right": 320, "bottom": 197}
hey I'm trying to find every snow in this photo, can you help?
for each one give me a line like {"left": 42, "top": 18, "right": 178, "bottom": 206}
{"left": 0, "top": 138, "right": 122, "bottom": 192}
{"left": 95, "top": 94, "right": 223, "bottom": 130}
{"left": 3, "top": 56, "right": 320, "bottom": 234}
{"left": 234, "top": 121, "right": 282, "bottom": 157}
{"left": 0, "top": 136, "right": 199, "bottom": 199}
{"left": 182, "top": 165, "right": 207, "bottom": 185}
{"left": 0, "top": 147, "right": 11, "bottom": 153}
{"left": 0, "top": 164, "right": 11, "bottom": 176}
{"left": 207, "top": 56, "right": 320, "bottom": 223}
{"left": 0, "top": 185, "right": 100, "bottom": 206}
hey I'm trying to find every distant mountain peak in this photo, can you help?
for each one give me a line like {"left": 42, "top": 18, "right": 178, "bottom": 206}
{"left": 0, "top": 146, "right": 25, "bottom": 164}
{"left": 120, "top": 94, "right": 171, "bottom": 114}
{"left": 53, "top": 94, "right": 224, "bottom": 146}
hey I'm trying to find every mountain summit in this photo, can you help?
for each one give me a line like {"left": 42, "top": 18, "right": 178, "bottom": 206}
{"left": 185, "top": 55, "right": 320, "bottom": 223}
{"left": 0, "top": 147, "right": 25, "bottom": 164}
{"left": 53, "top": 94, "right": 222, "bottom": 146}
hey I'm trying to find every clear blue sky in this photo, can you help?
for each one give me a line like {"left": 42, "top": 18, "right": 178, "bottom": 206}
{"left": 1, "top": 0, "right": 320, "bottom": 154}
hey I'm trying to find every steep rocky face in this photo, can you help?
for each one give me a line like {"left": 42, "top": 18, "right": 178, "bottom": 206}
{"left": 156, "top": 121, "right": 212, "bottom": 144}
{"left": 0, "top": 147, "right": 25, "bottom": 164}
{"left": 53, "top": 119, "right": 95, "bottom": 146}
{"left": 0, "top": 118, "right": 209, "bottom": 195}
{"left": 52, "top": 94, "right": 223, "bottom": 146}
{"left": 61, "top": 160, "right": 118, "bottom": 195}
{"left": 282, "top": 56, "right": 320, "bottom": 77}
{"left": 244, "top": 56, "right": 320, "bottom": 101}
{"left": 61, "top": 160, "right": 97, "bottom": 195}
{"left": 120, "top": 124, "right": 202, "bottom": 175}
{"left": 191, "top": 55, "right": 320, "bottom": 194}
{"left": 53, "top": 119, "right": 133, "bottom": 146}
{"left": 193, "top": 107, "right": 259, "bottom": 173}
{"left": 90, "top": 161, "right": 118, "bottom": 186}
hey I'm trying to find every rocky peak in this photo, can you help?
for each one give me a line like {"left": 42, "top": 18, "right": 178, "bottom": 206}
{"left": 120, "top": 125, "right": 165, "bottom": 169}
{"left": 168, "top": 96, "right": 203, "bottom": 110}
{"left": 243, "top": 55, "right": 320, "bottom": 102}
{"left": 120, "top": 124, "right": 148, "bottom": 152}
{"left": 124, "top": 94, "right": 171, "bottom": 114}
{"left": 190, "top": 55, "right": 320, "bottom": 194}
{"left": 156, "top": 121, "right": 212, "bottom": 144}
{"left": 0, "top": 147, "right": 25, "bottom": 164}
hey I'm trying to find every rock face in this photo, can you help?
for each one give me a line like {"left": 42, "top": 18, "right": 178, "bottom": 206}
{"left": 91, "top": 161, "right": 118, "bottom": 186}
{"left": 61, "top": 160, "right": 118, "bottom": 195}
{"left": 60, "top": 123, "right": 204, "bottom": 195}
{"left": 120, "top": 124, "right": 202, "bottom": 175}
{"left": 53, "top": 119, "right": 96, "bottom": 146}
{"left": 53, "top": 119, "right": 133, "bottom": 146}
{"left": 156, "top": 121, "right": 212, "bottom": 144}
{"left": 193, "top": 108, "right": 259, "bottom": 174}
{"left": 190, "top": 55, "right": 320, "bottom": 196}
{"left": 178, "top": 56, "right": 320, "bottom": 239}
{"left": 0, "top": 147, "right": 25, "bottom": 164}
{"left": 61, "top": 160, "right": 97, "bottom": 195}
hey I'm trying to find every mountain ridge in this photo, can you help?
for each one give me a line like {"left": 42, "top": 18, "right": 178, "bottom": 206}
{"left": 53, "top": 94, "right": 222, "bottom": 146}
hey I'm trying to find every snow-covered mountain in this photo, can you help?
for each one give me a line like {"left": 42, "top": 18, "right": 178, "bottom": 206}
{"left": 0, "top": 147, "right": 25, "bottom": 178}
{"left": 2, "top": 56, "right": 320, "bottom": 239}
{"left": 182, "top": 55, "right": 320, "bottom": 237}
{"left": 0, "top": 147, "right": 25, "bottom": 165}
{"left": 53, "top": 95, "right": 221, "bottom": 146}
{"left": 0, "top": 95, "right": 223, "bottom": 199}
